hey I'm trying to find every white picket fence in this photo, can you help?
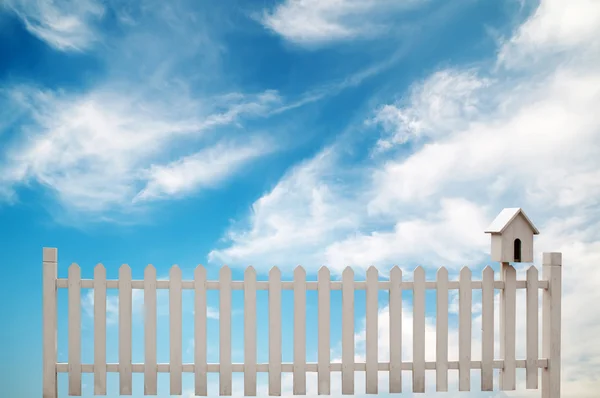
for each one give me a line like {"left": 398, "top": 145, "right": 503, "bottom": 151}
{"left": 42, "top": 247, "right": 561, "bottom": 397}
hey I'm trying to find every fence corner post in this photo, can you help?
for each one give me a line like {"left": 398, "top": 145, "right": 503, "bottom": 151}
{"left": 542, "top": 252, "right": 561, "bottom": 398}
{"left": 43, "top": 247, "right": 58, "bottom": 398}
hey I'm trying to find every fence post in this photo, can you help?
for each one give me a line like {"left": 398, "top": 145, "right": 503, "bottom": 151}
{"left": 43, "top": 247, "right": 58, "bottom": 398}
{"left": 542, "top": 252, "right": 561, "bottom": 398}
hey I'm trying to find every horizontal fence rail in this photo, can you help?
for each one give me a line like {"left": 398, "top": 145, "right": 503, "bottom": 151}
{"left": 42, "top": 248, "right": 562, "bottom": 397}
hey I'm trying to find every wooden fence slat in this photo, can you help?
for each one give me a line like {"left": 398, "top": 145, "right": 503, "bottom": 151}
{"left": 481, "top": 266, "right": 494, "bottom": 391}
{"left": 220, "top": 266, "right": 232, "bottom": 396}
{"left": 293, "top": 267, "right": 306, "bottom": 395}
{"left": 500, "top": 263, "right": 516, "bottom": 390}
{"left": 94, "top": 264, "right": 107, "bottom": 395}
{"left": 436, "top": 267, "right": 448, "bottom": 392}
{"left": 389, "top": 266, "right": 402, "bottom": 393}
{"left": 195, "top": 266, "right": 208, "bottom": 396}
{"left": 170, "top": 266, "right": 183, "bottom": 395}
{"left": 269, "top": 267, "right": 282, "bottom": 396}
{"left": 542, "top": 252, "right": 561, "bottom": 398}
{"left": 459, "top": 267, "right": 472, "bottom": 391}
{"left": 244, "top": 267, "right": 257, "bottom": 396}
{"left": 366, "top": 266, "right": 378, "bottom": 394}
{"left": 318, "top": 267, "right": 331, "bottom": 395}
{"left": 68, "top": 263, "right": 81, "bottom": 396}
{"left": 413, "top": 266, "right": 425, "bottom": 393}
{"left": 342, "top": 267, "right": 355, "bottom": 395}
{"left": 144, "top": 265, "right": 157, "bottom": 395}
{"left": 43, "top": 248, "right": 58, "bottom": 398}
{"left": 526, "top": 266, "right": 539, "bottom": 389}
{"left": 119, "top": 265, "right": 132, "bottom": 395}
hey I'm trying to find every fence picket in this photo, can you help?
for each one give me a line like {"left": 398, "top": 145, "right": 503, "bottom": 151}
{"left": 459, "top": 267, "right": 472, "bottom": 391}
{"left": 389, "top": 266, "right": 402, "bottom": 393}
{"left": 413, "top": 266, "right": 426, "bottom": 393}
{"left": 220, "top": 266, "right": 232, "bottom": 396}
{"left": 194, "top": 266, "right": 208, "bottom": 396}
{"left": 170, "top": 266, "right": 183, "bottom": 395}
{"left": 144, "top": 265, "right": 157, "bottom": 395}
{"left": 500, "top": 263, "right": 516, "bottom": 390}
{"left": 366, "top": 266, "right": 378, "bottom": 394}
{"left": 481, "top": 266, "right": 494, "bottom": 391}
{"left": 342, "top": 267, "right": 355, "bottom": 395}
{"left": 526, "top": 266, "right": 539, "bottom": 389}
{"left": 269, "top": 267, "right": 282, "bottom": 396}
{"left": 68, "top": 263, "right": 81, "bottom": 396}
{"left": 94, "top": 264, "right": 107, "bottom": 396}
{"left": 293, "top": 267, "right": 306, "bottom": 395}
{"left": 318, "top": 267, "right": 331, "bottom": 395}
{"left": 436, "top": 267, "right": 448, "bottom": 391}
{"left": 244, "top": 267, "right": 257, "bottom": 396}
{"left": 119, "top": 265, "right": 132, "bottom": 395}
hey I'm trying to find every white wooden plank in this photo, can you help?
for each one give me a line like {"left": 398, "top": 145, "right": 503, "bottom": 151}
{"left": 244, "top": 267, "right": 257, "bottom": 396}
{"left": 526, "top": 266, "right": 539, "bottom": 389}
{"left": 170, "top": 266, "right": 183, "bottom": 395}
{"left": 269, "top": 267, "right": 282, "bottom": 396}
{"left": 119, "top": 265, "right": 132, "bottom": 395}
{"left": 542, "top": 252, "right": 561, "bottom": 398}
{"left": 194, "top": 266, "right": 208, "bottom": 396}
{"left": 220, "top": 266, "right": 232, "bottom": 396}
{"left": 68, "top": 263, "right": 82, "bottom": 396}
{"left": 293, "top": 266, "right": 306, "bottom": 395}
{"left": 94, "top": 264, "right": 107, "bottom": 395}
{"left": 366, "top": 266, "right": 378, "bottom": 394}
{"left": 459, "top": 267, "right": 472, "bottom": 391}
{"left": 481, "top": 266, "right": 494, "bottom": 391}
{"left": 436, "top": 267, "right": 448, "bottom": 392}
{"left": 144, "top": 265, "right": 157, "bottom": 395}
{"left": 413, "top": 266, "right": 426, "bottom": 393}
{"left": 43, "top": 248, "right": 58, "bottom": 398}
{"left": 500, "top": 263, "right": 516, "bottom": 390}
{"left": 318, "top": 266, "right": 331, "bottom": 395}
{"left": 342, "top": 267, "right": 355, "bottom": 395}
{"left": 389, "top": 266, "right": 402, "bottom": 393}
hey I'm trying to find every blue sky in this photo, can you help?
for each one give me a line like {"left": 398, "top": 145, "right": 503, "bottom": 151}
{"left": 1, "top": 0, "right": 600, "bottom": 397}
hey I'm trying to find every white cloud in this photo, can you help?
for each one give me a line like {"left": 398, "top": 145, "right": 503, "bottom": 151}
{"left": 0, "top": 86, "right": 280, "bottom": 214}
{"left": 4, "top": 0, "right": 104, "bottom": 51}
{"left": 261, "top": 0, "right": 421, "bottom": 46}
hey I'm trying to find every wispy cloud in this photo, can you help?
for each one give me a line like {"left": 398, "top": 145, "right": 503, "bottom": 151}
{"left": 4, "top": 0, "right": 104, "bottom": 51}
{"left": 261, "top": 0, "right": 424, "bottom": 46}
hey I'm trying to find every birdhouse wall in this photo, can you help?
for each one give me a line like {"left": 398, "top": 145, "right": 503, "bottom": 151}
{"left": 491, "top": 213, "right": 535, "bottom": 263}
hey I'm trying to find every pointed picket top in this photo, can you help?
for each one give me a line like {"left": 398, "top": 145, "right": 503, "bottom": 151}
{"left": 119, "top": 264, "right": 131, "bottom": 277}
{"left": 269, "top": 266, "right": 281, "bottom": 279}
{"left": 194, "top": 264, "right": 206, "bottom": 279}
{"left": 437, "top": 266, "right": 448, "bottom": 278}
{"left": 69, "top": 263, "right": 80, "bottom": 276}
{"left": 220, "top": 265, "right": 232, "bottom": 279}
{"left": 390, "top": 265, "right": 402, "bottom": 279}
{"left": 170, "top": 265, "right": 182, "bottom": 278}
{"left": 342, "top": 266, "right": 354, "bottom": 279}
{"left": 413, "top": 266, "right": 425, "bottom": 278}
{"left": 367, "top": 265, "right": 378, "bottom": 278}
{"left": 318, "top": 266, "right": 330, "bottom": 279}
{"left": 482, "top": 265, "right": 494, "bottom": 278}
{"left": 245, "top": 265, "right": 257, "bottom": 277}
{"left": 144, "top": 264, "right": 156, "bottom": 278}
{"left": 527, "top": 265, "right": 538, "bottom": 278}
{"left": 460, "top": 266, "right": 472, "bottom": 278}
{"left": 294, "top": 266, "right": 306, "bottom": 279}
{"left": 94, "top": 263, "right": 106, "bottom": 279}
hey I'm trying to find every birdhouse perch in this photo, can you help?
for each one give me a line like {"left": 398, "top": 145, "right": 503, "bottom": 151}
{"left": 485, "top": 207, "right": 539, "bottom": 263}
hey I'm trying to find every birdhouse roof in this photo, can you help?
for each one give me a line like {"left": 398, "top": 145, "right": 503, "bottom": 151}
{"left": 484, "top": 207, "right": 539, "bottom": 235}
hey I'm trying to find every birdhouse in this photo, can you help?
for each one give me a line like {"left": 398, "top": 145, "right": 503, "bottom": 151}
{"left": 484, "top": 208, "right": 539, "bottom": 263}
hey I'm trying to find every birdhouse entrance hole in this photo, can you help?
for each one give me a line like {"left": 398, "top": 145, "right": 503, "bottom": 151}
{"left": 514, "top": 238, "right": 522, "bottom": 262}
